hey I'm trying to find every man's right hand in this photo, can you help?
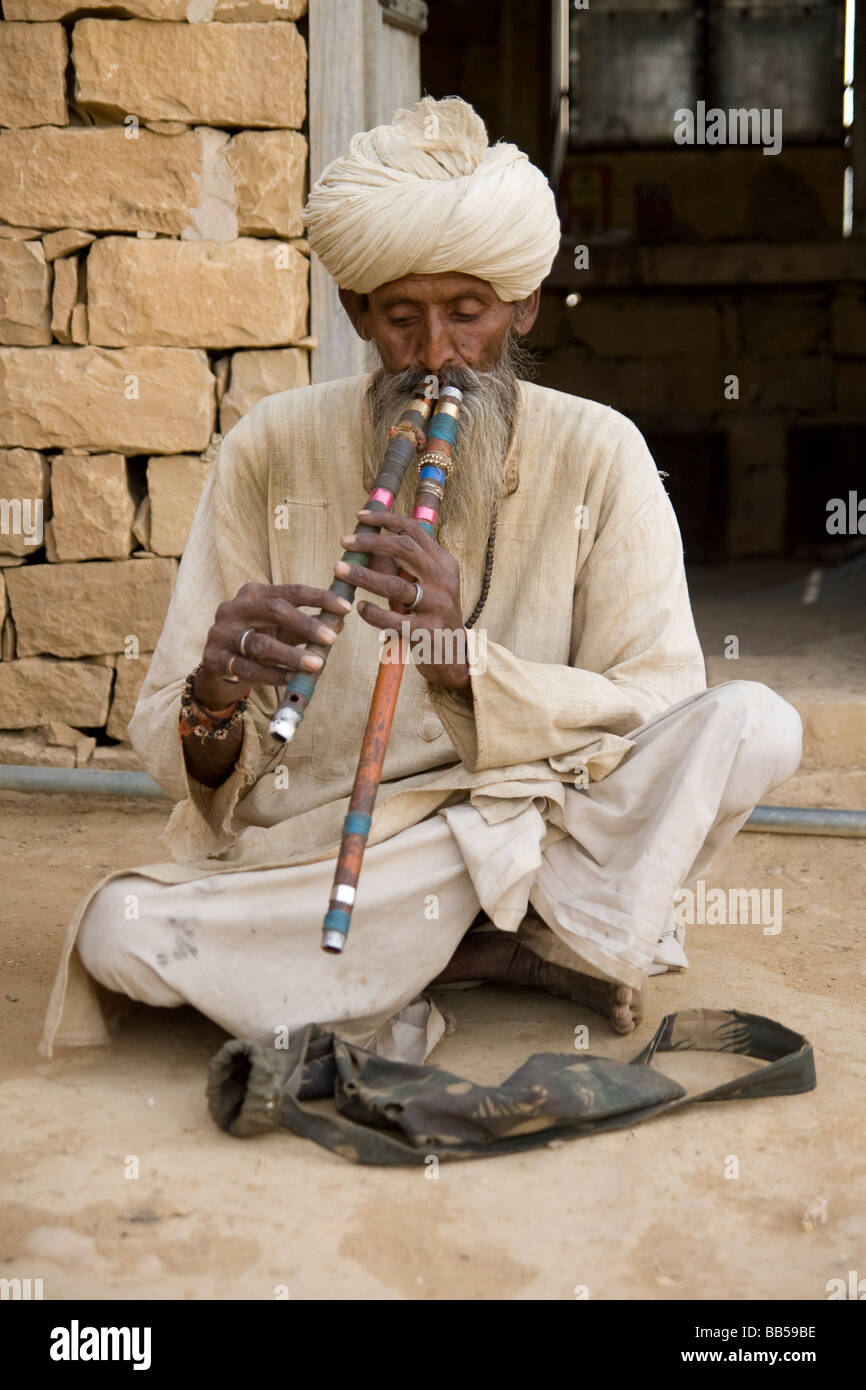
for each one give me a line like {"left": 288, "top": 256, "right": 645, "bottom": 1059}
{"left": 183, "top": 582, "right": 353, "bottom": 790}
{"left": 194, "top": 582, "right": 353, "bottom": 711}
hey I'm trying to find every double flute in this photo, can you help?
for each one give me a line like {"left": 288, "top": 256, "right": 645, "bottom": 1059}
{"left": 321, "top": 386, "right": 463, "bottom": 953}
{"left": 268, "top": 391, "right": 435, "bottom": 743}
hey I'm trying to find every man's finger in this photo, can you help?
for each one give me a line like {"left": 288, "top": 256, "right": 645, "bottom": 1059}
{"left": 207, "top": 642, "right": 324, "bottom": 688}
{"left": 334, "top": 559, "right": 418, "bottom": 605}
{"left": 218, "top": 598, "right": 343, "bottom": 648}
{"left": 234, "top": 582, "right": 351, "bottom": 615}
{"left": 285, "top": 585, "right": 354, "bottom": 616}
{"left": 356, "top": 509, "right": 437, "bottom": 548}
{"left": 340, "top": 529, "right": 424, "bottom": 566}
{"left": 356, "top": 600, "right": 411, "bottom": 632}
{"left": 231, "top": 629, "right": 328, "bottom": 674}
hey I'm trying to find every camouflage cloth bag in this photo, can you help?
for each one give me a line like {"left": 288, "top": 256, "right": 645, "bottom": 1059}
{"left": 206, "top": 1008, "right": 815, "bottom": 1166}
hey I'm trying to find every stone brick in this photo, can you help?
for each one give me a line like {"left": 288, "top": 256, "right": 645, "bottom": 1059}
{"left": 220, "top": 347, "right": 309, "bottom": 432}
{"left": 70, "top": 303, "right": 88, "bottom": 345}
{"left": 0, "top": 347, "right": 216, "bottom": 453}
{"left": 146, "top": 454, "right": 213, "bottom": 556}
{"left": 106, "top": 652, "right": 152, "bottom": 741}
{"left": 5, "top": 0, "right": 306, "bottom": 17}
{"left": 0, "top": 225, "right": 41, "bottom": 240}
{"left": 797, "top": 697, "right": 866, "bottom": 771}
{"left": 143, "top": 121, "right": 190, "bottom": 135}
{"left": 725, "top": 418, "right": 787, "bottom": 557}
{"left": 51, "top": 256, "right": 79, "bottom": 344}
{"left": 0, "top": 656, "right": 112, "bottom": 727}
{"left": 213, "top": 355, "right": 230, "bottom": 402}
{"left": 0, "top": 241, "right": 51, "bottom": 345}
{"left": 42, "top": 228, "right": 96, "bottom": 262}
{"left": 89, "top": 743, "right": 144, "bottom": 771}
{"left": 675, "top": 356, "right": 761, "bottom": 413}
{"left": 132, "top": 495, "right": 151, "bottom": 550}
{"left": 0, "top": 448, "right": 50, "bottom": 557}
{"left": 0, "top": 128, "right": 302, "bottom": 239}
{"left": 0, "top": 129, "right": 198, "bottom": 234}
{"left": 0, "top": 730, "right": 76, "bottom": 766}
{"left": 42, "top": 520, "right": 59, "bottom": 564}
{"left": 0, "top": 570, "right": 6, "bottom": 627}
{"left": 43, "top": 719, "right": 97, "bottom": 766}
{"left": 569, "top": 240, "right": 863, "bottom": 290}
{"left": 1, "top": 614, "right": 15, "bottom": 659}
{"left": 836, "top": 361, "right": 866, "bottom": 413}
{"left": 530, "top": 292, "right": 570, "bottom": 351}
{"left": 0, "top": 23, "right": 67, "bottom": 129}
{"left": 758, "top": 357, "right": 834, "bottom": 412}
{"left": 73, "top": 20, "right": 306, "bottom": 129}
{"left": 568, "top": 298, "right": 721, "bottom": 357}
{"left": 6, "top": 557, "right": 177, "bottom": 658}
{"left": 203, "top": 0, "right": 307, "bottom": 15}
{"left": 227, "top": 130, "right": 307, "bottom": 237}
{"left": 831, "top": 291, "right": 866, "bottom": 356}
{"left": 739, "top": 294, "right": 828, "bottom": 357}
{"left": 87, "top": 237, "right": 308, "bottom": 348}
{"left": 49, "top": 453, "right": 136, "bottom": 561}
{"left": 543, "top": 349, "right": 671, "bottom": 415}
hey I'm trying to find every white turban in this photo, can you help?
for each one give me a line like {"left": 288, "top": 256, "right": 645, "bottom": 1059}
{"left": 304, "top": 96, "right": 561, "bottom": 303}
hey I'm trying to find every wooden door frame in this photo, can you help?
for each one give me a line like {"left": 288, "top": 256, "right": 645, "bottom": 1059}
{"left": 308, "top": 0, "right": 429, "bottom": 383}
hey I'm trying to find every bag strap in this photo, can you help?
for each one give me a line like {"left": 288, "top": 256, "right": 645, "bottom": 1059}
{"left": 207, "top": 1008, "right": 815, "bottom": 1165}
{"left": 630, "top": 1008, "right": 816, "bottom": 1102}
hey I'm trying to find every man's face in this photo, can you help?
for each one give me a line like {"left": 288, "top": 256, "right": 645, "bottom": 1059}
{"left": 339, "top": 272, "right": 539, "bottom": 376}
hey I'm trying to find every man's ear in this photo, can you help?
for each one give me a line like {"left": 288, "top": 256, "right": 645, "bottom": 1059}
{"left": 512, "top": 288, "right": 541, "bottom": 336}
{"left": 338, "top": 287, "right": 371, "bottom": 340}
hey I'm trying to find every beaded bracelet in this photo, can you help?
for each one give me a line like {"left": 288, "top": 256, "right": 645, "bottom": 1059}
{"left": 179, "top": 666, "right": 248, "bottom": 742}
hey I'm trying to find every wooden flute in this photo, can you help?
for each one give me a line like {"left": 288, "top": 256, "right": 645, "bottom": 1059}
{"left": 269, "top": 392, "right": 434, "bottom": 743}
{"left": 321, "top": 385, "right": 463, "bottom": 954}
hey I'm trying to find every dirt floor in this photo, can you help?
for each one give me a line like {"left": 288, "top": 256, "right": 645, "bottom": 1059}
{"left": 1, "top": 788, "right": 863, "bottom": 1301}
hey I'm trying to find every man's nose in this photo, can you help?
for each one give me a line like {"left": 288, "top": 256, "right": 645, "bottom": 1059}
{"left": 416, "top": 317, "right": 460, "bottom": 375}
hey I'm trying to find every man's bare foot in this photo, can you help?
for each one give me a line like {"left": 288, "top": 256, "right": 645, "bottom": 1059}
{"left": 431, "top": 927, "right": 643, "bottom": 1035}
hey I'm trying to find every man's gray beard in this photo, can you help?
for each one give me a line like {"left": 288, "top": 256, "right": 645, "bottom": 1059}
{"left": 365, "top": 331, "right": 534, "bottom": 547}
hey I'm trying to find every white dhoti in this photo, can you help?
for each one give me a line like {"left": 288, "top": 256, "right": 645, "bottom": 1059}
{"left": 73, "top": 681, "right": 801, "bottom": 1063}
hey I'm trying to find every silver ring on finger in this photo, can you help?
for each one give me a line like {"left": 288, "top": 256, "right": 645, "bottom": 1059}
{"left": 238, "top": 627, "right": 256, "bottom": 658}
{"left": 404, "top": 580, "right": 423, "bottom": 612}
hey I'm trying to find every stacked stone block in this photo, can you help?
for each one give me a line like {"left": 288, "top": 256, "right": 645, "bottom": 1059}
{"left": 0, "top": 1, "right": 310, "bottom": 770}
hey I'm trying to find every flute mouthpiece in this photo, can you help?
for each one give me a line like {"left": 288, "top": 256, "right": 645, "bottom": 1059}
{"left": 321, "top": 928, "right": 346, "bottom": 954}
{"left": 269, "top": 706, "right": 302, "bottom": 743}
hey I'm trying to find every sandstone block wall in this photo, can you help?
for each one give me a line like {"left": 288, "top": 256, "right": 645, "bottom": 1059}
{"left": 0, "top": 3, "right": 311, "bottom": 771}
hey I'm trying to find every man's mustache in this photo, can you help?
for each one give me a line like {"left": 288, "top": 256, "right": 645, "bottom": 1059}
{"left": 376, "top": 334, "right": 536, "bottom": 400}
{"left": 383, "top": 365, "right": 486, "bottom": 397}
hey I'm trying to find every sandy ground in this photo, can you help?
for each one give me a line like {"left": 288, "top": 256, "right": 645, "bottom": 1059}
{"left": 1, "top": 788, "right": 863, "bottom": 1302}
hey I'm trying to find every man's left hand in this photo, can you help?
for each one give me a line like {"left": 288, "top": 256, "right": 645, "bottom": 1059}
{"left": 334, "top": 508, "right": 470, "bottom": 691}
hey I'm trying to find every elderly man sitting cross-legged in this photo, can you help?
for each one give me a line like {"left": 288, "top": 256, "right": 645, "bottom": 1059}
{"left": 41, "top": 97, "right": 802, "bottom": 1063}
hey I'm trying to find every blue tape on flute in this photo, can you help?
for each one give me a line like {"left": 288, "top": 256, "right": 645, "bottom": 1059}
{"left": 420, "top": 465, "right": 448, "bottom": 484}
{"left": 323, "top": 909, "right": 352, "bottom": 937}
{"left": 427, "top": 413, "right": 458, "bottom": 445}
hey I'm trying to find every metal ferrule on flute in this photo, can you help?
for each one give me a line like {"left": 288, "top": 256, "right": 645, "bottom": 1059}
{"left": 268, "top": 392, "right": 434, "bottom": 743}
{"left": 321, "top": 384, "right": 463, "bottom": 954}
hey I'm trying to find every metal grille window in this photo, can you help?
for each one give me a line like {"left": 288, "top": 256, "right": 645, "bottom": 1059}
{"left": 568, "top": 0, "right": 846, "bottom": 149}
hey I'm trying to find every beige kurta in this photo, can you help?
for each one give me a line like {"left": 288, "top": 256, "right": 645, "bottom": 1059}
{"left": 41, "top": 374, "right": 709, "bottom": 1056}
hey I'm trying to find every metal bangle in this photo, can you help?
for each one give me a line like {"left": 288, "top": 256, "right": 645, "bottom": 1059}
{"left": 417, "top": 451, "right": 452, "bottom": 475}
